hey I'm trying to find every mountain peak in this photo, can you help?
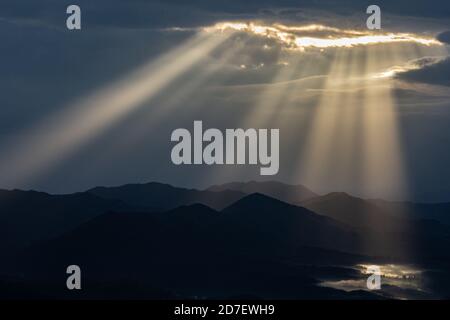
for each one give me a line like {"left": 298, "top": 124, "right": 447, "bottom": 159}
{"left": 207, "top": 180, "right": 317, "bottom": 204}
{"left": 324, "top": 192, "right": 355, "bottom": 200}
{"left": 168, "top": 203, "right": 217, "bottom": 214}
{"left": 223, "top": 192, "right": 294, "bottom": 213}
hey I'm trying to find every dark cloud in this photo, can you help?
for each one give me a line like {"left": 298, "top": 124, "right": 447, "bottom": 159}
{"left": 1, "top": 0, "right": 450, "bottom": 30}
{"left": 396, "top": 57, "right": 450, "bottom": 86}
{"left": 437, "top": 30, "right": 450, "bottom": 44}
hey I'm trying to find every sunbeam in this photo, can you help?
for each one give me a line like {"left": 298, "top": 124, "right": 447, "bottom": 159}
{"left": 0, "top": 31, "right": 231, "bottom": 188}
{"left": 297, "top": 47, "right": 355, "bottom": 190}
{"left": 361, "top": 48, "right": 407, "bottom": 199}
{"left": 91, "top": 41, "right": 247, "bottom": 166}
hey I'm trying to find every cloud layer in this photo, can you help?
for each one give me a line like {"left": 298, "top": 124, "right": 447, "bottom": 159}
{"left": 397, "top": 57, "right": 450, "bottom": 86}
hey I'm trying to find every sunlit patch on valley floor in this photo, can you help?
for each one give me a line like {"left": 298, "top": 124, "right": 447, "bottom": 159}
{"left": 319, "top": 264, "right": 433, "bottom": 299}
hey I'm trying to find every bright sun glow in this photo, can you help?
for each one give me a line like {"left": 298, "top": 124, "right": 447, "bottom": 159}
{"left": 206, "top": 22, "right": 442, "bottom": 49}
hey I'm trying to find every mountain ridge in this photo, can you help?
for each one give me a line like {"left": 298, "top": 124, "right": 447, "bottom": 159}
{"left": 207, "top": 180, "right": 317, "bottom": 203}
{"left": 88, "top": 181, "right": 245, "bottom": 211}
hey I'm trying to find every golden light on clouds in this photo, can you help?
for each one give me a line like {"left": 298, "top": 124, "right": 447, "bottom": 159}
{"left": 206, "top": 22, "right": 442, "bottom": 49}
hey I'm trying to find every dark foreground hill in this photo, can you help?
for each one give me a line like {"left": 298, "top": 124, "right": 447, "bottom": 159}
{"left": 0, "top": 190, "right": 134, "bottom": 254}
{"left": 2, "top": 182, "right": 450, "bottom": 299}
{"left": 10, "top": 194, "right": 375, "bottom": 299}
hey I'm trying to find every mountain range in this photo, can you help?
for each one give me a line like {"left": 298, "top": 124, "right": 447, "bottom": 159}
{"left": 1, "top": 180, "right": 450, "bottom": 299}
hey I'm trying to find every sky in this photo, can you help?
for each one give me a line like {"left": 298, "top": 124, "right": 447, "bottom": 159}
{"left": 0, "top": 0, "right": 450, "bottom": 201}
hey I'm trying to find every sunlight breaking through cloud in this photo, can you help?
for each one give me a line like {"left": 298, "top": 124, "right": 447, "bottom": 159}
{"left": 205, "top": 22, "right": 443, "bottom": 49}
{"left": 373, "top": 56, "right": 447, "bottom": 78}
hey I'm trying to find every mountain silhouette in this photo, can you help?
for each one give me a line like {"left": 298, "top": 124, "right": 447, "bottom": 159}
{"left": 371, "top": 199, "right": 450, "bottom": 226}
{"left": 0, "top": 189, "right": 134, "bottom": 254}
{"left": 299, "top": 192, "right": 450, "bottom": 259}
{"left": 207, "top": 181, "right": 317, "bottom": 203}
{"left": 221, "top": 193, "right": 360, "bottom": 254}
{"left": 12, "top": 194, "right": 372, "bottom": 299}
{"left": 3, "top": 181, "right": 450, "bottom": 299}
{"left": 88, "top": 182, "right": 245, "bottom": 210}
{"left": 299, "top": 192, "right": 403, "bottom": 230}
